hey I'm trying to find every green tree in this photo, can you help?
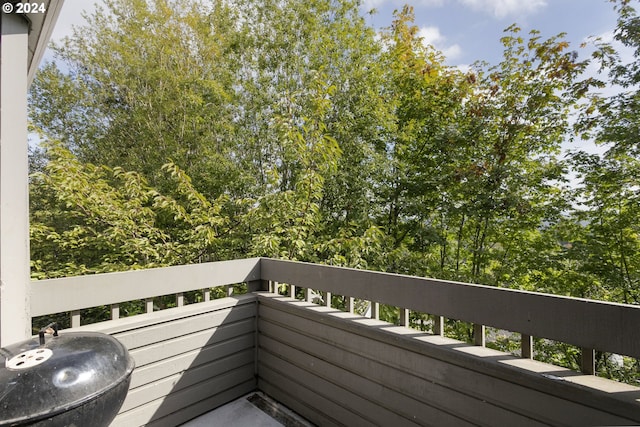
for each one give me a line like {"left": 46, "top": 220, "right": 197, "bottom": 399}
{"left": 372, "top": 6, "right": 473, "bottom": 276}
{"left": 246, "top": 76, "right": 342, "bottom": 261}
{"left": 373, "top": 9, "right": 586, "bottom": 286}
{"left": 30, "top": 139, "right": 228, "bottom": 278}
{"left": 230, "top": 0, "right": 392, "bottom": 233}
{"left": 30, "top": 0, "right": 394, "bottom": 268}
{"left": 29, "top": 0, "right": 242, "bottom": 196}
{"left": 448, "top": 25, "right": 586, "bottom": 285}
{"left": 570, "top": 0, "right": 640, "bottom": 305}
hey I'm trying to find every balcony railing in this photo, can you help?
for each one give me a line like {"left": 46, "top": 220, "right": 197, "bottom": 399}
{"left": 31, "top": 258, "right": 640, "bottom": 426}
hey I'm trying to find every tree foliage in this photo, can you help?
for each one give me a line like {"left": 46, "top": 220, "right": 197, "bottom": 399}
{"left": 30, "top": 139, "right": 228, "bottom": 278}
{"left": 28, "top": 0, "right": 640, "bottom": 384}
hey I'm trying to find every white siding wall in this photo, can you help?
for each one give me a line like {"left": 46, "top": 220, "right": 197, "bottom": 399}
{"left": 0, "top": 12, "right": 31, "bottom": 346}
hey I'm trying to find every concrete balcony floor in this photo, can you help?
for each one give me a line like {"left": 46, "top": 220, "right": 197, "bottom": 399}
{"left": 181, "top": 392, "right": 313, "bottom": 427}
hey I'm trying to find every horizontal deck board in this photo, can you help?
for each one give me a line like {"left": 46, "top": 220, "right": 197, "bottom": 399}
{"left": 258, "top": 293, "right": 640, "bottom": 426}
{"left": 140, "top": 364, "right": 255, "bottom": 420}
{"left": 127, "top": 319, "right": 255, "bottom": 368}
{"left": 260, "top": 347, "right": 422, "bottom": 426}
{"left": 259, "top": 306, "right": 545, "bottom": 426}
{"left": 123, "top": 353, "right": 255, "bottom": 412}
{"left": 260, "top": 346, "right": 450, "bottom": 426}
{"left": 259, "top": 364, "right": 377, "bottom": 427}
{"left": 115, "top": 302, "right": 256, "bottom": 350}
{"left": 259, "top": 320, "right": 543, "bottom": 427}
{"left": 130, "top": 333, "right": 254, "bottom": 388}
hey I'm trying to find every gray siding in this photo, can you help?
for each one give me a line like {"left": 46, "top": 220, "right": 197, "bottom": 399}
{"left": 257, "top": 293, "right": 640, "bottom": 427}
{"left": 69, "top": 294, "right": 258, "bottom": 427}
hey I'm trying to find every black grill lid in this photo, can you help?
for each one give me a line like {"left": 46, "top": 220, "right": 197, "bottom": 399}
{"left": 0, "top": 331, "right": 134, "bottom": 425}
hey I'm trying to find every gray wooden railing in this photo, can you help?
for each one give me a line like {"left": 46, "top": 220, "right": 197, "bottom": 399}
{"left": 31, "top": 258, "right": 263, "bottom": 328}
{"left": 32, "top": 257, "right": 640, "bottom": 375}
{"left": 260, "top": 258, "right": 640, "bottom": 375}
{"left": 29, "top": 257, "right": 640, "bottom": 426}
{"left": 31, "top": 258, "right": 265, "bottom": 426}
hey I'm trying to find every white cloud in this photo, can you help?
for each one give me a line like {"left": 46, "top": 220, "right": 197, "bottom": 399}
{"left": 442, "top": 44, "right": 462, "bottom": 60}
{"left": 418, "top": 26, "right": 444, "bottom": 45}
{"left": 458, "top": 0, "right": 547, "bottom": 19}
{"left": 418, "top": 26, "right": 462, "bottom": 61}
{"left": 360, "top": 0, "right": 385, "bottom": 10}
{"left": 361, "top": 0, "right": 443, "bottom": 11}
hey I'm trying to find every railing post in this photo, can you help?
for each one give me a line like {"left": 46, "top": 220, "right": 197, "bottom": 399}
{"left": 347, "top": 297, "right": 355, "bottom": 314}
{"left": 521, "top": 334, "right": 533, "bottom": 359}
{"left": 400, "top": 308, "right": 409, "bottom": 327}
{"left": 111, "top": 304, "right": 120, "bottom": 320}
{"left": 225, "top": 285, "right": 233, "bottom": 297}
{"left": 581, "top": 348, "right": 596, "bottom": 375}
{"left": 203, "top": 288, "right": 211, "bottom": 302}
{"left": 474, "top": 324, "right": 486, "bottom": 347}
{"left": 325, "top": 291, "right": 332, "bottom": 308}
{"left": 370, "top": 302, "right": 379, "bottom": 320}
{"left": 289, "top": 284, "right": 296, "bottom": 299}
{"left": 433, "top": 315, "right": 444, "bottom": 336}
{"left": 176, "top": 293, "right": 184, "bottom": 307}
{"left": 304, "top": 288, "right": 312, "bottom": 303}
{"left": 71, "top": 311, "right": 80, "bottom": 328}
{"left": 145, "top": 298, "right": 154, "bottom": 313}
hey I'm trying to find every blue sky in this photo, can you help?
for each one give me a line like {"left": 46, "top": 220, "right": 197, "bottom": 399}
{"left": 360, "top": 0, "right": 620, "bottom": 68}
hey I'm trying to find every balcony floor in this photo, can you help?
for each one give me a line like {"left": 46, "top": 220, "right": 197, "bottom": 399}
{"left": 180, "top": 392, "right": 313, "bottom": 427}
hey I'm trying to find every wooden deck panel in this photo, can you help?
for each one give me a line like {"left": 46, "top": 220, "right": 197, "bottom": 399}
{"left": 129, "top": 319, "right": 255, "bottom": 368}
{"left": 130, "top": 334, "right": 254, "bottom": 389}
{"left": 121, "top": 349, "right": 255, "bottom": 412}
{"left": 259, "top": 320, "right": 546, "bottom": 427}
{"left": 66, "top": 295, "right": 259, "bottom": 427}
{"left": 257, "top": 293, "right": 640, "bottom": 426}
{"left": 114, "top": 302, "right": 256, "bottom": 352}
{"left": 260, "top": 348, "right": 425, "bottom": 426}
